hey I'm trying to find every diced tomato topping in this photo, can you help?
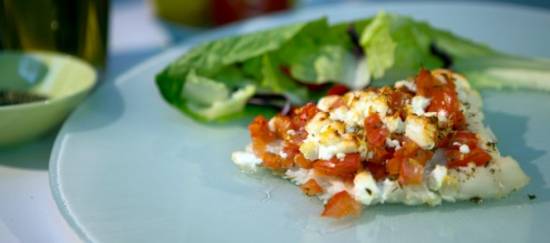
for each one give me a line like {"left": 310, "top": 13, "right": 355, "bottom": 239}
{"left": 386, "top": 157, "right": 401, "bottom": 176}
{"left": 247, "top": 69, "right": 494, "bottom": 207}
{"left": 283, "top": 142, "right": 299, "bottom": 158}
{"left": 364, "top": 113, "right": 392, "bottom": 164}
{"left": 327, "top": 84, "right": 349, "bottom": 96}
{"left": 369, "top": 147, "right": 392, "bottom": 164}
{"left": 249, "top": 116, "right": 276, "bottom": 143}
{"left": 365, "top": 163, "right": 387, "bottom": 181}
{"left": 383, "top": 87, "right": 412, "bottom": 118}
{"left": 386, "top": 139, "right": 433, "bottom": 185}
{"left": 313, "top": 153, "right": 362, "bottom": 179}
{"left": 450, "top": 130, "right": 479, "bottom": 147}
{"left": 364, "top": 113, "right": 388, "bottom": 147}
{"left": 290, "top": 103, "right": 318, "bottom": 129}
{"left": 295, "top": 153, "right": 314, "bottom": 169}
{"left": 301, "top": 179, "right": 323, "bottom": 196}
{"left": 329, "top": 97, "right": 345, "bottom": 110}
{"left": 439, "top": 130, "right": 491, "bottom": 168}
{"left": 427, "top": 88, "right": 465, "bottom": 129}
{"left": 415, "top": 69, "right": 438, "bottom": 97}
{"left": 446, "top": 146, "right": 491, "bottom": 168}
{"left": 281, "top": 142, "right": 300, "bottom": 165}
{"left": 288, "top": 129, "right": 308, "bottom": 145}
{"left": 261, "top": 152, "right": 293, "bottom": 170}
{"left": 249, "top": 116, "right": 277, "bottom": 156}
{"left": 322, "top": 191, "right": 362, "bottom": 218}
{"left": 399, "top": 159, "right": 424, "bottom": 185}
{"left": 285, "top": 103, "right": 318, "bottom": 144}
{"left": 271, "top": 115, "right": 292, "bottom": 139}
{"left": 415, "top": 69, "right": 465, "bottom": 129}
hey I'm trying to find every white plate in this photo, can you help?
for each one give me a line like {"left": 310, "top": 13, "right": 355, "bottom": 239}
{"left": 50, "top": 2, "right": 550, "bottom": 242}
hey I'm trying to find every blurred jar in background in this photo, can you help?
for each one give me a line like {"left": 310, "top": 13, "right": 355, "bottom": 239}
{"left": 212, "top": 0, "right": 292, "bottom": 25}
{"left": 0, "top": 0, "right": 109, "bottom": 68}
{"left": 152, "top": 0, "right": 293, "bottom": 27}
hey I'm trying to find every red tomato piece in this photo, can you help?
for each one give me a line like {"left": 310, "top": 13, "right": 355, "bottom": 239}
{"left": 446, "top": 147, "right": 491, "bottom": 168}
{"left": 399, "top": 159, "right": 424, "bottom": 185}
{"left": 383, "top": 87, "right": 412, "bottom": 118}
{"left": 301, "top": 179, "right": 323, "bottom": 196}
{"left": 313, "top": 153, "right": 362, "bottom": 179}
{"left": 386, "top": 139, "right": 433, "bottom": 185}
{"left": 327, "top": 84, "right": 349, "bottom": 96}
{"left": 415, "top": 69, "right": 439, "bottom": 97}
{"left": 249, "top": 116, "right": 276, "bottom": 143}
{"left": 364, "top": 113, "right": 389, "bottom": 147}
{"left": 295, "top": 153, "right": 314, "bottom": 169}
{"left": 290, "top": 103, "right": 318, "bottom": 130}
{"left": 451, "top": 131, "right": 479, "bottom": 147}
{"left": 365, "top": 163, "right": 387, "bottom": 181}
{"left": 386, "top": 157, "right": 402, "bottom": 177}
{"left": 249, "top": 116, "right": 277, "bottom": 155}
{"left": 261, "top": 152, "right": 293, "bottom": 170}
{"left": 271, "top": 115, "right": 292, "bottom": 139}
{"left": 415, "top": 69, "right": 465, "bottom": 129}
{"left": 321, "top": 191, "right": 362, "bottom": 218}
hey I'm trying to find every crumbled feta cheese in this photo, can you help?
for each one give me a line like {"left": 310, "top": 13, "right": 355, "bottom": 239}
{"left": 319, "top": 180, "right": 350, "bottom": 203}
{"left": 385, "top": 138, "right": 401, "bottom": 149}
{"left": 353, "top": 171, "right": 380, "bottom": 205}
{"left": 435, "top": 74, "right": 447, "bottom": 84}
{"left": 268, "top": 118, "right": 276, "bottom": 132}
{"left": 395, "top": 80, "right": 417, "bottom": 92}
{"left": 411, "top": 96, "right": 431, "bottom": 116}
{"left": 231, "top": 151, "right": 262, "bottom": 172}
{"left": 285, "top": 168, "right": 313, "bottom": 185}
{"left": 437, "top": 110, "right": 448, "bottom": 123}
{"left": 305, "top": 113, "right": 329, "bottom": 135}
{"left": 367, "top": 151, "right": 374, "bottom": 160}
{"left": 301, "top": 112, "right": 358, "bottom": 160}
{"left": 358, "top": 140, "right": 369, "bottom": 159}
{"left": 459, "top": 144, "right": 471, "bottom": 154}
{"left": 428, "top": 165, "right": 448, "bottom": 190}
{"left": 266, "top": 141, "right": 284, "bottom": 155}
{"left": 317, "top": 142, "right": 357, "bottom": 160}
{"left": 300, "top": 141, "right": 318, "bottom": 160}
{"left": 383, "top": 115, "right": 405, "bottom": 133}
{"left": 329, "top": 91, "right": 389, "bottom": 127}
{"left": 317, "top": 95, "right": 340, "bottom": 112}
{"left": 405, "top": 115, "right": 436, "bottom": 149}
{"left": 380, "top": 179, "right": 400, "bottom": 203}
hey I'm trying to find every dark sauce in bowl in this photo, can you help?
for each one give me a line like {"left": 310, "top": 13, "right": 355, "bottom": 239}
{"left": 0, "top": 90, "right": 48, "bottom": 106}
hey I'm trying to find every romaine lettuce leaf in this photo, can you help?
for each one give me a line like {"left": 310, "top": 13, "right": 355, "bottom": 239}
{"left": 186, "top": 85, "right": 256, "bottom": 121}
{"left": 156, "top": 18, "right": 329, "bottom": 121}
{"left": 359, "top": 12, "right": 550, "bottom": 90}
{"left": 182, "top": 70, "right": 230, "bottom": 105}
{"left": 360, "top": 12, "right": 396, "bottom": 79}
{"left": 260, "top": 54, "right": 309, "bottom": 104}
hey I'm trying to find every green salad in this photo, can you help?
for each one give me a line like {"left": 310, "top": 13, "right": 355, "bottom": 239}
{"left": 156, "top": 12, "right": 550, "bottom": 122}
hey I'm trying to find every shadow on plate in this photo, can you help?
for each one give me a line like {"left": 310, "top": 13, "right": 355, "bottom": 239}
{"left": 60, "top": 82, "right": 125, "bottom": 133}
